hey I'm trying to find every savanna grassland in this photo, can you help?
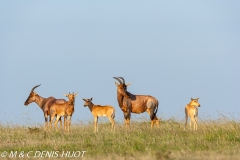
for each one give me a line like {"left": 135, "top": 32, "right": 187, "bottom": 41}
{"left": 0, "top": 118, "right": 240, "bottom": 160}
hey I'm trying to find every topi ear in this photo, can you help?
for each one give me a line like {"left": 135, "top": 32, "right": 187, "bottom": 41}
{"left": 115, "top": 82, "right": 119, "bottom": 86}
{"left": 191, "top": 97, "right": 193, "bottom": 101}
{"left": 126, "top": 83, "right": 130, "bottom": 86}
{"left": 75, "top": 92, "right": 78, "bottom": 97}
{"left": 64, "top": 94, "right": 68, "bottom": 97}
{"left": 90, "top": 97, "right": 93, "bottom": 101}
{"left": 82, "top": 98, "right": 86, "bottom": 102}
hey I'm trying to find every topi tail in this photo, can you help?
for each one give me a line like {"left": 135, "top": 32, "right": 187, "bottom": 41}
{"left": 111, "top": 109, "right": 115, "bottom": 119}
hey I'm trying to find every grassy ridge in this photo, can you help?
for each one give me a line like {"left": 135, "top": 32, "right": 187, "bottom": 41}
{"left": 0, "top": 119, "right": 240, "bottom": 160}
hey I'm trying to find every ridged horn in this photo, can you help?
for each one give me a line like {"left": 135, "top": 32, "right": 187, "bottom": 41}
{"left": 118, "top": 77, "right": 125, "bottom": 84}
{"left": 31, "top": 84, "right": 41, "bottom": 92}
{"left": 113, "top": 77, "right": 122, "bottom": 84}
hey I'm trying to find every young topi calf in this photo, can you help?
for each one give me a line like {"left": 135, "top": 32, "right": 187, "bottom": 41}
{"left": 82, "top": 98, "right": 115, "bottom": 133}
{"left": 50, "top": 92, "right": 78, "bottom": 133}
{"left": 185, "top": 98, "right": 201, "bottom": 131}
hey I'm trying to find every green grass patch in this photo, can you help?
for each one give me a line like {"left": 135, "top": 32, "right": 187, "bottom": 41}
{"left": 0, "top": 119, "right": 240, "bottom": 159}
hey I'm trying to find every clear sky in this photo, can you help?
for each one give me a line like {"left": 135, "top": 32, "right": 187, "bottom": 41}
{"left": 0, "top": 1, "right": 239, "bottom": 125}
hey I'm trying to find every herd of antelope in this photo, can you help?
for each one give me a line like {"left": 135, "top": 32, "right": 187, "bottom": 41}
{"left": 24, "top": 77, "right": 201, "bottom": 133}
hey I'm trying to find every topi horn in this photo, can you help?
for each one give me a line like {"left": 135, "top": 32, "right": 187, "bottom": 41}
{"left": 113, "top": 77, "right": 122, "bottom": 84}
{"left": 118, "top": 77, "right": 125, "bottom": 84}
{"left": 31, "top": 84, "right": 41, "bottom": 92}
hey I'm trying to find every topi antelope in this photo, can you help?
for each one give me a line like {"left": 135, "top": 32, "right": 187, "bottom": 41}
{"left": 82, "top": 98, "right": 115, "bottom": 133}
{"left": 113, "top": 77, "right": 159, "bottom": 129}
{"left": 185, "top": 98, "right": 201, "bottom": 131}
{"left": 50, "top": 92, "right": 78, "bottom": 133}
{"left": 24, "top": 84, "right": 65, "bottom": 130}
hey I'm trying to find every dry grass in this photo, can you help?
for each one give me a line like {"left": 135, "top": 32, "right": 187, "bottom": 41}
{"left": 0, "top": 118, "right": 240, "bottom": 160}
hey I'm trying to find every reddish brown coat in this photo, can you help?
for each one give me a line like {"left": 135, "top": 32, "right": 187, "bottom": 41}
{"left": 50, "top": 92, "right": 78, "bottom": 133}
{"left": 24, "top": 84, "right": 64, "bottom": 129}
{"left": 113, "top": 77, "right": 160, "bottom": 129}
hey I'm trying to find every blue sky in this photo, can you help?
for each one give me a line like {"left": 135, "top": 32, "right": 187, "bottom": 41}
{"left": 0, "top": 1, "right": 239, "bottom": 125}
